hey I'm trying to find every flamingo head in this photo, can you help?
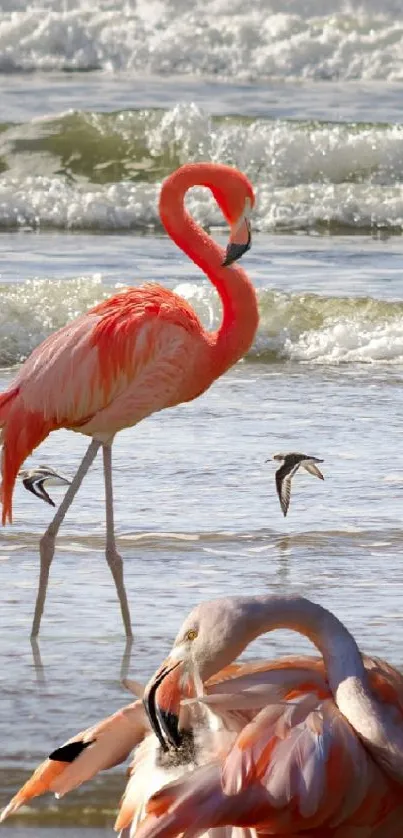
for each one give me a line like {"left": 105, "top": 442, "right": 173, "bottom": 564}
{"left": 143, "top": 596, "right": 255, "bottom": 751}
{"left": 221, "top": 200, "right": 252, "bottom": 267}
{"left": 207, "top": 166, "right": 255, "bottom": 267}
{"left": 221, "top": 184, "right": 254, "bottom": 268}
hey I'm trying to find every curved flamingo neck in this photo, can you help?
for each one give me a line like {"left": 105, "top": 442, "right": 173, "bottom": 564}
{"left": 246, "top": 595, "right": 403, "bottom": 782}
{"left": 248, "top": 595, "right": 366, "bottom": 690}
{"left": 159, "top": 164, "right": 259, "bottom": 377}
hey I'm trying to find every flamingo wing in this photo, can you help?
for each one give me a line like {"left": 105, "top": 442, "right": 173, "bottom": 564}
{"left": 211, "top": 654, "right": 403, "bottom": 716}
{"left": 0, "top": 284, "right": 206, "bottom": 523}
{"left": 135, "top": 692, "right": 402, "bottom": 838}
{"left": 198, "top": 659, "right": 329, "bottom": 716}
{"left": 6, "top": 284, "right": 205, "bottom": 424}
{"left": 365, "top": 656, "right": 403, "bottom": 716}
{"left": 221, "top": 696, "right": 366, "bottom": 817}
{"left": 0, "top": 699, "right": 148, "bottom": 822}
{"left": 206, "top": 655, "right": 326, "bottom": 687}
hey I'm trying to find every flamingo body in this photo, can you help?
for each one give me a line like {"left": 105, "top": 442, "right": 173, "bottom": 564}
{"left": 0, "top": 284, "right": 217, "bottom": 524}
{"left": 1, "top": 655, "right": 403, "bottom": 836}
{"left": 136, "top": 595, "right": 403, "bottom": 837}
{"left": 134, "top": 665, "right": 403, "bottom": 838}
{"left": 0, "top": 163, "right": 258, "bottom": 635}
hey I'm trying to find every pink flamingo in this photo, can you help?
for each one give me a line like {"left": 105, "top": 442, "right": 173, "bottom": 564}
{"left": 0, "top": 163, "right": 258, "bottom": 638}
{"left": 2, "top": 595, "right": 403, "bottom": 836}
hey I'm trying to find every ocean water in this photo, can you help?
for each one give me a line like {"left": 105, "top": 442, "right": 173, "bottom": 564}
{"left": 2, "top": 0, "right": 403, "bottom": 834}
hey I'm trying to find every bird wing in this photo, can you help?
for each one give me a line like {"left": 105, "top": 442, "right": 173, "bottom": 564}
{"left": 358, "top": 656, "right": 403, "bottom": 781}
{"left": 365, "top": 656, "right": 403, "bottom": 716}
{"left": 207, "top": 655, "right": 326, "bottom": 686}
{"left": 0, "top": 700, "right": 148, "bottom": 822}
{"left": 38, "top": 468, "right": 71, "bottom": 487}
{"left": 20, "top": 468, "right": 71, "bottom": 507}
{"left": 208, "top": 655, "right": 403, "bottom": 784}
{"left": 134, "top": 693, "right": 400, "bottom": 838}
{"left": 302, "top": 461, "right": 324, "bottom": 480}
{"left": 0, "top": 284, "right": 205, "bottom": 523}
{"left": 223, "top": 694, "right": 398, "bottom": 831}
{"left": 9, "top": 284, "right": 204, "bottom": 425}
{"left": 21, "top": 476, "right": 43, "bottom": 501}
{"left": 33, "top": 478, "right": 56, "bottom": 507}
{"left": 275, "top": 463, "right": 300, "bottom": 517}
{"left": 200, "top": 657, "right": 329, "bottom": 717}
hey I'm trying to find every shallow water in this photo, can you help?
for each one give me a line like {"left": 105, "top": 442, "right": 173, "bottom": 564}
{"left": 2, "top": 0, "right": 403, "bottom": 833}
{"left": 2, "top": 232, "right": 403, "bottom": 831}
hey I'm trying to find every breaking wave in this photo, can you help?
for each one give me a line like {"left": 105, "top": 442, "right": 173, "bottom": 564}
{"left": 2, "top": 0, "right": 403, "bottom": 81}
{"left": 2, "top": 274, "right": 403, "bottom": 368}
{"left": 2, "top": 105, "right": 403, "bottom": 233}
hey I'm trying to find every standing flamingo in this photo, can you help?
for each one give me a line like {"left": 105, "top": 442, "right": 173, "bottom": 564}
{"left": 2, "top": 595, "right": 403, "bottom": 836}
{"left": 0, "top": 163, "right": 258, "bottom": 638}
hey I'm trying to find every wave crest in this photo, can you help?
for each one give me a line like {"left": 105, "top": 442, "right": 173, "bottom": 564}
{"left": 1, "top": 276, "right": 403, "bottom": 368}
{"left": 1, "top": 1, "right": 403, "bottom": 81}
{"left": 2, "top": 105, "right": 403, "bottom": 233}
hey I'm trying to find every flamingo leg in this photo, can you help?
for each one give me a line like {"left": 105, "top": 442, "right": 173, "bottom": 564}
{"left": 31, "top": 438, "right": 101, "bottom": 637}
{"left": 102, "top": 443, "right": 133, "bottom": 638}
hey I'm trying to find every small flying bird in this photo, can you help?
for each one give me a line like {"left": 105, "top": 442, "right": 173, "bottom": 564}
{"left": 269, "top": 452, "right": 324, "bottom": 517}
{"left": 18, "top": 466, "right": 71, "bottom": 508}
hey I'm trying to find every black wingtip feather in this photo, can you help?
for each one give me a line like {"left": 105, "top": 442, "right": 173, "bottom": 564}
{"left": 49, "top": 740, "right": 93, "bottom": 763}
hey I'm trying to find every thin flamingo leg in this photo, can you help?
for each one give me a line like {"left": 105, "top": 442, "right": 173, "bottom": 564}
{"left": 31, "top": 438, "right": 101, "bottom": 637}
{"left": 102, "top": 443, "right": 133, "bottom": 638}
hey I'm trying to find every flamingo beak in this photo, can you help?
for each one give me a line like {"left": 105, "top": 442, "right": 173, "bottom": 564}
{"left": 222, "top": 211, "right": 252, "bottom": 267}
{"left": 143, "top": 659, "right": 192, "bottom": 752}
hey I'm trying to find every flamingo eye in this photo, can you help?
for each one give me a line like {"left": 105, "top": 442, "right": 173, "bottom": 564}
{"left": 185, "top": 629, "right": 198, "bottom": 641}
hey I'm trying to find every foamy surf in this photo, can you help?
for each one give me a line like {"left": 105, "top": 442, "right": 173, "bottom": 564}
{"left": 3, "top": 175, "right": 403, "bottom": 234}
{"left": 2, "top": 105, "right": 403, "bottom": 233}
{"left": 1, "top": 276, "right": 403, "bottom": 367}
{"left": 1, "top": 0, "right": 403, "bottom": 80}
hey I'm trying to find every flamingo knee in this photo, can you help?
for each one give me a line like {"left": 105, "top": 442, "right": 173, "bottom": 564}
{"left": 105, "top": 545, "right": 133, "bottom": 638}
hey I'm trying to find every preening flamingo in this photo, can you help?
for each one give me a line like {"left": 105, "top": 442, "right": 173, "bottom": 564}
{"left": 2, "top": 595, "right": 403, "bottom": 836}
{"left": 0, "top": 163, "right": 258, "bottom": 638}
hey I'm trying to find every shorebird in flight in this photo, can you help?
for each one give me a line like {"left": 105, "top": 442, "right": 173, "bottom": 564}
{"left": 18, "top": 466, "right": 71, "bottom": 508}
{"left": 269, "top": 452, "right": 324, "bottom": 517}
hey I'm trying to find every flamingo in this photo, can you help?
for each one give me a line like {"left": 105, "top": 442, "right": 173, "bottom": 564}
{"left": 0, "top": 163, "right": 258, "bottom": 638}
{"left": 2, "top": 595, "right": 403, "bottom": 836}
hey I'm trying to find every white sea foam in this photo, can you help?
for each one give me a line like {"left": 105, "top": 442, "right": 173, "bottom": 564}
{"left": 2, "top": 104, "right": 403, "bottom": 232}
{"left": 1, "top": 0, "right": 403, "bottom": 80}
{"left": 1, "top": 275, "right": 403, "bottom": 367}
{"left": 0, "top": 275, "right": 112, "bottom": 365}
{"left": 0, "top": 176, "right": 160, "bottom": 230}
{"left": 2, "top": 172, "right": 403, "bottom": 233}
{"left": 284, "top": 316, "right": 403, "bottom": 364}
